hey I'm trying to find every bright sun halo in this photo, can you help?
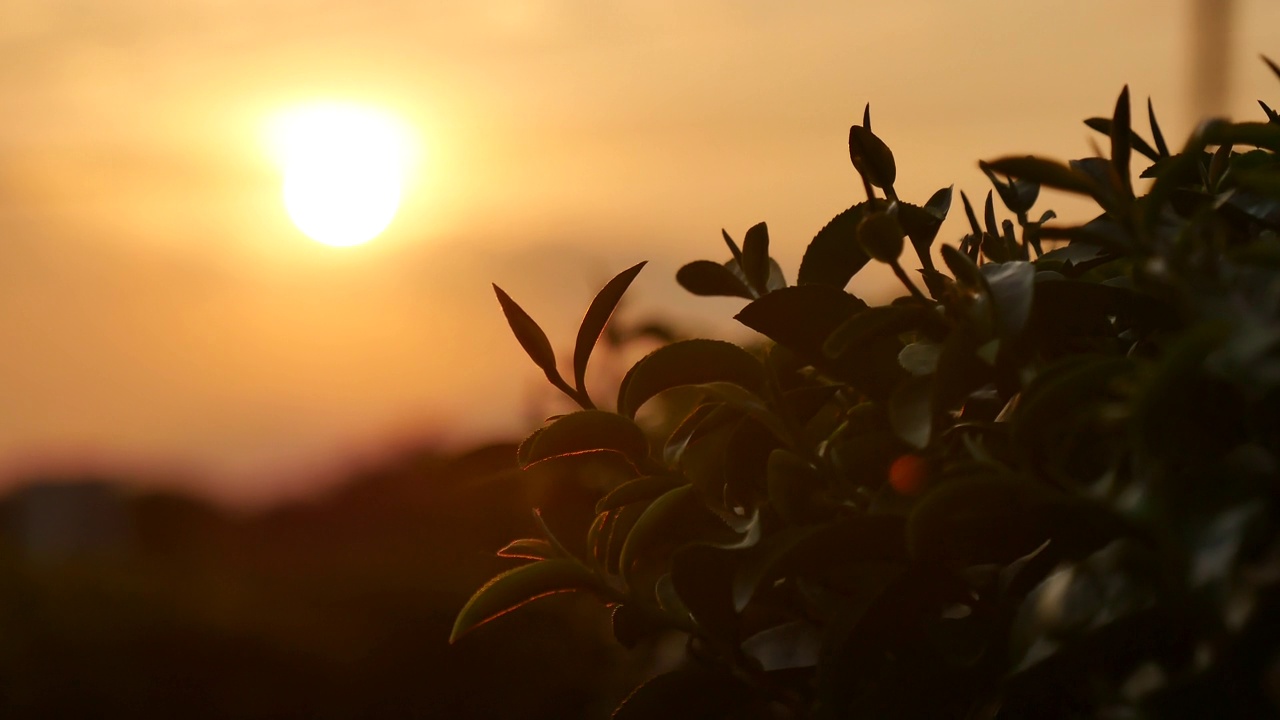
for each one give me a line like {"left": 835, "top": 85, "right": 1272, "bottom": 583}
{"left": 270, "top": 103, "right": 414, "bottom": 247}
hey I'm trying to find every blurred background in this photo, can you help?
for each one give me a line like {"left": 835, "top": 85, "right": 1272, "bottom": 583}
{"left": 0, "top": 0, "right": 1275, "bottom": 716}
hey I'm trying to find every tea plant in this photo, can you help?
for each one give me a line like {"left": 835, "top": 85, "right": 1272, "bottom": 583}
{"left": 452, "top": 60, "right": 1280, "bottom": 719}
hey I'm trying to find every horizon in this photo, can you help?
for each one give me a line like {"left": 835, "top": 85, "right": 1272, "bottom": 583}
{"left": 2, "top": 0, "right": 1276, "bottom": 506}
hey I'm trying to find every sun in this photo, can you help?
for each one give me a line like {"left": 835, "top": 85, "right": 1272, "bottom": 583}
{"left": 269, "top": 103, "right": 414, "bottom": 247}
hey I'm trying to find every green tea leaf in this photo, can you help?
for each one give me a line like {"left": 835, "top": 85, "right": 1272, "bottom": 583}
{"left": 619, "top": 485, "right": 739, "bottom": 586}
{"left": 617, "top": 339, "right": 765, "bottom": 417}
{"left": 1084, "top": 115, "right": 1159, "bottom": 162}
{"left": 676, "top": 260, "right": 754, "bottom": 299}
{"left": 798, "top": 203, "right": 872, "bottom": 288}
{"left": 519, "top": 410, "right": 650, "bottom": 468}
{"left": 981, "top": 156, "right": 1101, "bottom": 196}
{"left": 941, "top": 244, "right": 985, "bottom": 289}
{"left": 1148, "top": 97, "right": 1169, "bottom": 156}
{"left": 849, "top": 124, "right": 897, "bottom": 189}
{"left": 1111, "top": 86, "right": 1133, "bottom": 198}
{"left": 741, "top": 222, "right": 771, "bottom": 295}
{"left": 496, "top": 538, "right": 554, "bottom": 561}
{"left": 736, "top": 285, "right": 869, "bottom": 361}
{"left": 493, "top": 284, "right": 564, "bottom": 386}
{"left": 450, "top": 559, "right": 601, "bottom": 642}
{"left": 899, "top": 189, "right": 952, "bottom": 270}
{"left": 573, "top": 261, "right": 646, "bottom": 393}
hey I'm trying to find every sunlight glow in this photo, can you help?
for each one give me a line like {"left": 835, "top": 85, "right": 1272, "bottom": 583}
{"left": 269, "top": 103, "right": 415, "bottom": 247}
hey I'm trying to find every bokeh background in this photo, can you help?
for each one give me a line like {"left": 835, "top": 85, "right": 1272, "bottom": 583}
{"left": 0, "top": 1, "right": 1275, "bottom": 716}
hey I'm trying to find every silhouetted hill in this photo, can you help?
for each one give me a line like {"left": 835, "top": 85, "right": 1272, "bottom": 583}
{"left": 0, "top": 443, "right": 644, "bottom": 719}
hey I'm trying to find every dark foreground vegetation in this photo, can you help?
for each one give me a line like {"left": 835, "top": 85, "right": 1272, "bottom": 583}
{"left": 0, "top": 446, "right": 646, "bottom": 719}
{"left": 456, "top": 62, "right": 1280, "bottom": 717}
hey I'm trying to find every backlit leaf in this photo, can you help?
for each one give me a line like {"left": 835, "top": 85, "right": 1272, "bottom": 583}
{"left": 494, "top": 284, "right": 563, "bottom": 386}
{"left": 496, "top": 538, "right": 554, "bottom": 561}
{"left": 519, "top": 410, "right": 650, "bottom": 468}
{"left": 450, "top": 559, "right": 601, "bottom": 642}
{"left": 574, "top": 261, "right": 646, "bottom": 393}
{"left": 617, "top": 340, "right": 765, "bottom": 417}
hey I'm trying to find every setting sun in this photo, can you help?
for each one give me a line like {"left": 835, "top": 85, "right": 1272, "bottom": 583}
{"left": 269, "top": 103, "right": 414, "bottom": 247}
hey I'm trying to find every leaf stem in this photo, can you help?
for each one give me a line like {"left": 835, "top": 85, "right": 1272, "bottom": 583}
{"left": 890, "top": 260, "right": 929, "bottom": 303}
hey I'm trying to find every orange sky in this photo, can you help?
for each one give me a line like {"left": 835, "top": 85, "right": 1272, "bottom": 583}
{"left": 1, "top": 0, "right": 1277, "bottom": 505}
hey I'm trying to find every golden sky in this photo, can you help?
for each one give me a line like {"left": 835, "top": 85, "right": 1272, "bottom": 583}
{"left": 1, "top": 0, "right": 1277, "bottom": 504}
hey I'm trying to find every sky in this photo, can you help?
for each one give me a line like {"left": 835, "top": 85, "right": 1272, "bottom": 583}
{"left": 0, "top": 0, "right": 1277, "bottom": 505}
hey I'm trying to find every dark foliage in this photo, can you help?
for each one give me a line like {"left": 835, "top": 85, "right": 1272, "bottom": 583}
{"left": 459, "top": 62, "right": 1280, "bottom": 718}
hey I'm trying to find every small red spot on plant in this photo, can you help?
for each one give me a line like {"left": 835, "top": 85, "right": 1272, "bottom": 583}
{"left": 889, "top": 454, "right": 929, "bottom": 495}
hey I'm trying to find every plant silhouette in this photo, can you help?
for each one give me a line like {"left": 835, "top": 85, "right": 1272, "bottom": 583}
{"left": 456, "top": 59, "right": 1280, "bottom": 719}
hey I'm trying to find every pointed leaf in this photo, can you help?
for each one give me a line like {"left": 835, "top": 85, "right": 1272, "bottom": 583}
{"left": 1148, "top": 98, "right": 1169, "bottom": 156}
{"left": 619, "top": 485, "right": 739, "bottom": 585}
{"left": 941, "top": 244, "right": 985, "bottom": 289}
{"left": 798, "top": 203, "right": 872, "bottom": 287}
{"left": 848, "top": 124, "right": 897, "bottom": 189}
{"left": 450, "top": 559, "right": 601, "bottom": 642}
{"left": 1264, "top": 54, "right": 1280, "bottom": 82}
{"left": 899, "top": 189, "right": 951, "bottom": 270}
{"left": 1111, "top": 85, "right": 1134, "bottom": 197}
{"left": 960, "top": 191, "right": 982, "bottom": 234}
{"left": 983, "top": 191, "right": 999, "bottom": 237}
{"left": 741, "top": 222, "right": 771, "bottom": 294}
{"left": 520, "top": 410, "right": 649, "bottom": 468}
{"left": 721, "top": 228, "right": 744, "bottom": 266}
{"left": 496, "top": 538, "right": 554, "bottom": 561}
{"left": 1084, "top": 116, "right": 1159, "bottom": 162}
{"left": 676, "top": 260, "right": 753, "bottom": 299}
{"left": 1260, "top": 100, "right": 1280, "bottom": 124}
{"left": 1202, "top": 121, "right": 1280, "bottom": 152}
{"left": 982, "top": 156, "right": 1102, "bottom": 196}
{"left": 574, "top": 262, "right": 646, "bottom": 393}
{"left": 494, "top": 284, "right": 563, "bottom": 385}
{"left": 617, "top": 339, "right": 765, "bottom": 417}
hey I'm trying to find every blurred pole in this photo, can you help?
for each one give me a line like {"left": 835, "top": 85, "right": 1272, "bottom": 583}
{"left": 1191, "top": 0, "right": 1234, "bottom": 118}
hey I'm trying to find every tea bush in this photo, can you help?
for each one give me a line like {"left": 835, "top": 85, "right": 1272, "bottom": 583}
{"left": 453, "top": 61, "right": 1280, "bottom": 719}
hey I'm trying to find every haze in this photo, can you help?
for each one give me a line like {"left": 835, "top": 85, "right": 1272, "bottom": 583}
{"left": 1, "top": 0, "right": 1275, "bottom": 504}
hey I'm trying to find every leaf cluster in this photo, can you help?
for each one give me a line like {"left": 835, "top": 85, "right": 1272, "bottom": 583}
{"left": 455, "top": 64, "right": 1280, "bottom": 719}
